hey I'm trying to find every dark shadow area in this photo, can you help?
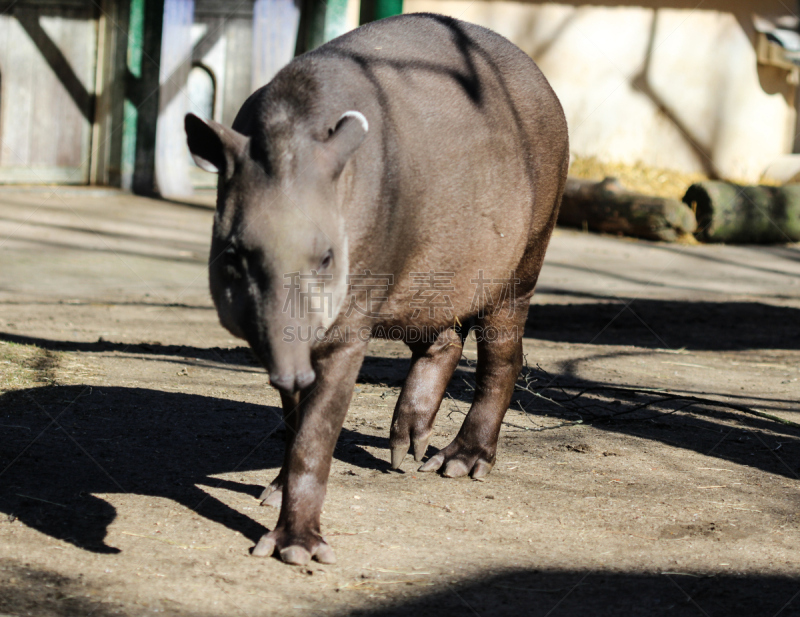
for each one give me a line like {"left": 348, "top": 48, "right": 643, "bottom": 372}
{"left": 0, "top": 559, "right": 127, "bottom": 617}
{"left": 425, "top": 347, "right": 800, "bottom": 483}
{"left": 498, "top": 362, "right": 800, "bottom": 481}
{"left": 0, "top": 332, "right": 254, "bottom": 368}
{"left": 355, "top": 569, "right": 800, "bottom": 616}
{"left": 526, "top": 299, "right": 800, "bottom": 350}
{"left": 1, "top": 559, "right": 797, "bottom": 617}
{"left": 3, "top": 320, "right": 799, "bottom": 497}
{"left": 0, "top": 384, "right": 390, "bottom": 555}
{"left": 1, "top": 345, "right": 798, "bottom": 558}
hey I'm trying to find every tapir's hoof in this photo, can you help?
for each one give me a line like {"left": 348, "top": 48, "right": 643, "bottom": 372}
{"left": 412, "top": 435, "right": 431, "bottom": 461}
{"left": 389, "top": 432, "right": 431, "bottom": 469}
{"left": 390, "top": 444, "right": 408, "bottom": 469}
{"left": 252, "top": 530, "right": 336, "bottom": 565}
{"left": 418, "top": 452, "right": 445, "bottom": 473}
{"left": 259, "top": 476, "right": 284, "bottom": 507}
{"left": 418, "top": 441, "right": 495, "bottom": 478}
{"left": 313, "top": 543, "right": 336, "bottom": 564}
{"left": 259, "top": 487, "right": 282, "bottom": 508}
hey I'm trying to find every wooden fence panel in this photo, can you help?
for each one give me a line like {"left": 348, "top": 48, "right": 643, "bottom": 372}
{"left": 0, "top": 0, "right": 97, "bottom": 184}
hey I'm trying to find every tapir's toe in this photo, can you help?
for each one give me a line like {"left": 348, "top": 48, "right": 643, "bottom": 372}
{"left": 313, "top": 542, "right": 337, "bottom": 564}
{"left": 390, "top": 443, "right": 409, "bottom": 469}
{"left": 260, "top": 489, "right": 282, "bottom": 508}
{"left": 280, "top": 546, "right": 312, "bottom": 566}
{"left": 252, "top": 534, "right": 276, "bottom": 557}
{"left": 259, "top": 474, "right": 284, "bottom": 507}
{"left": 471, "top": 459, "right": 494, "bottom": 478}
{"left": 412, "top": 434, "right": 431, "bottom": 461}
{"left": 389, "top": 425, "right": 432, "bottom": 469}
{"left": 442, "top": 459, "right": 470, "bottom": 478}
{"left": 418, "top": 451, "right": 445, "bottom": 473}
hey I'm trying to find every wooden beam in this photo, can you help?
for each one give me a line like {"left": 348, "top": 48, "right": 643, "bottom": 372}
{"left": 129, "top": 0, "right": 165, "bottom": 196}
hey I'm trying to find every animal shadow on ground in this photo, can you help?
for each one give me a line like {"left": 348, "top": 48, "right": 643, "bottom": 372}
{"left": 2, "top": 290, "right": 800, "bottom": 557}
{"left": 0, "top": 301, "right": 800, "bottom": 552}
{"left": 0, "top": 381, "right": 391, "bottom": 555}
{"left": 518, "top": 298, "right": 800, "bottom": 482}
{"left": 527, "top": 299, "right": 800, "bottom": 351}
{"left": 2, "top": 350, "right": 798, "bottom": 558}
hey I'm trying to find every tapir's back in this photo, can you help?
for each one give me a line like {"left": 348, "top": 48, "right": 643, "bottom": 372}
{"left": 245, "top": 14, "right": 569, "bottom": 314}
{"left": 322, "top": 15, "right": 566, "bottom": 275}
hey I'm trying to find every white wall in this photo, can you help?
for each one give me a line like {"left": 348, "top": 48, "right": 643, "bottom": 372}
{"left": 403, "top": 1, "right": 796, "bottom": 182}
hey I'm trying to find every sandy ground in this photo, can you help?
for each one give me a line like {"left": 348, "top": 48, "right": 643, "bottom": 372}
{"left": 0, "top": 188, "right": 798, "bottom": 616}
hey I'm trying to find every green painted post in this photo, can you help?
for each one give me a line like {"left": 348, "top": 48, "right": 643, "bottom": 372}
{"left": 120, "top": 0, "right": 144, "bottom": 191}
{"left": 323, "top": 0, "right": 349, "bottom": 42}
{"left": 373, "top": 0, "right": 402, "bottom": 21}
{"left": 360, "top": 0, "right": 402, "bottom": 25}
{"left": 304, "top": 0, "right": 326, "bottom": 51}
{"left": 120, "top": 0, "right": 165, "bottom": 195}
{"left": 298, "top": 0, "right": 350, "bottom": 53}
{"left": 132, "top": 0, "right": 165, "bottom": 195}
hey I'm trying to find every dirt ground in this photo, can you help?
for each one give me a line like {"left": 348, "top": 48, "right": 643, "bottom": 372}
{"left": 0, "top": 188, "right": 799, "bottom": 616}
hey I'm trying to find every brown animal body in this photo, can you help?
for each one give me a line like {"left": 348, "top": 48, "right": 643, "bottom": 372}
{"left": 185, "top": 13, "right": 568, "bottom": 566}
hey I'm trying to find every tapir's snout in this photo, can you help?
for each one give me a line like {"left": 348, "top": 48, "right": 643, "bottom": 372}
{"left": 254, "top": 330, "right": 318, "bottom": 394}
{"left": 269, "top": 368, "right": 316, "bottom": 393}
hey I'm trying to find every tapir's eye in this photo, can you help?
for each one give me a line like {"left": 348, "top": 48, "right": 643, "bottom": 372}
{"left": 319, "top": 249, "right": 333, "bottom": 270}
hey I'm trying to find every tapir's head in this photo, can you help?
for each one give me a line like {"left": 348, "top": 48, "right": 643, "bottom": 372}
{"left": 184, "top": 109, "right": 368, "bottom": 393}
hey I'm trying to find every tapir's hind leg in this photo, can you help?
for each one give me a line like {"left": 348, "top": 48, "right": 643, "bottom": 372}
{"left": 419, "top": 305, "right": 526, "bottom": 478}
{"left": 389, "top": 327, "right": 462, "bottom": 468}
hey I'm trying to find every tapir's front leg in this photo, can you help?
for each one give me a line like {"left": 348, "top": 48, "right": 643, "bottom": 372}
{"left": 259, "top": 391, "right": 301, "bottom": 507}
{"left": 252, "top": 339, "right": 367, "bottom": 565}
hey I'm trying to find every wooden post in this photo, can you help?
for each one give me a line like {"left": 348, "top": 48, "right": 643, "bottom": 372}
{"left": 90, "top": 0, "right": 128, "bottom": 187}
{"left": 120, "top": 0, "right": 142, "bottom": 192}
{"left": 129, "top": 0, "right": 165, "bottom": 196}
{"left": 360, "top": 0, "right": 402, "bottom": 25}
{"left": 296, "top": 0, "right": 350, "bottom": 54}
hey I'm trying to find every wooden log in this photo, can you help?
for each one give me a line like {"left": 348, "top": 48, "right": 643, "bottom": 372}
{"left": 558, "top": 177, "right": 697, "bottom": 242}
{"left": 684, "top": 181, "right": 800, "bottom": 243}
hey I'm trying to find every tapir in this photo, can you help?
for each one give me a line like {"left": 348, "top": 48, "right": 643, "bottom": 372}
{"left": 185, "top": 13, "right": 568, "bottom": 566}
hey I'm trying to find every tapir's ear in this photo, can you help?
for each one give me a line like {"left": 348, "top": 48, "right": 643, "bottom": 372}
{"left": 322, "top": 111, "right": 369, "bottom": 177}
{"left": 184, "top": 113, "right": 247, "bottom": 176}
